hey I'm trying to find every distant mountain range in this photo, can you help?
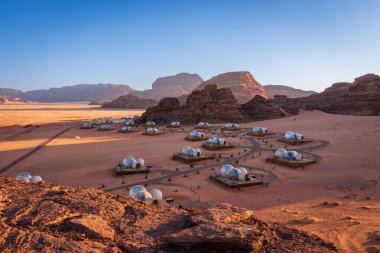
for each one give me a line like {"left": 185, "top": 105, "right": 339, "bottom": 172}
{"left": 0, "top": 72, "right": 316, "bottom": 104}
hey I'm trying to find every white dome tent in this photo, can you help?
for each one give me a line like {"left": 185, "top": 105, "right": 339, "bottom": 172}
{"left": 189, "top": 130, "right": 204, "bottom": 138}
{"left": 274, "top": 148, "right": 303, "bottom": 161}
{"left": 125, "top": 119, "right": 134, "bottom": 126}
{"left": 283, "top": 131, "right": 304, "bottom": 141}
{"left": 170, "top": 121, "right": 181, "bottom": 126}
{"left": 224, "top": 123, "right": 239, "bottom": 129}
{"left": 219, "top": 164, "right": 248, "bottom": 181}
{"left": 97, "top": 124, "right": 112, "bottom": 131}
{"left": 80, "top": 122, "right": 94, "bottom": 129}
{"left": 198, "top": 122, "right": 210, "bottom": 127}
{"left": 250, "top": 127, "right": 267, "bottom": 133}
{"left": 122, "top": 156, "right": 145, "bottom": 169}
{"left": 16, "top": 172, "right": 43, "bottom": 183}
{"left": 146, "top": 127, "right": 159, "bottom": 134}
{"left": 146, "top": 121, "right": 156, "bottom": 126}
{"left": 207, "top": 137, "right": 226, "bottom": 145}
{"left": 129, "top": 185, "right": 164, "bottom": 205}
{"left": 181, "top": 146, "right": 202, "bottom": 157}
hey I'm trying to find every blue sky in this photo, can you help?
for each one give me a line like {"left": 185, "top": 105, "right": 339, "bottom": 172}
{"left": 0, "top": 0, "right": 379, "bottom": 92}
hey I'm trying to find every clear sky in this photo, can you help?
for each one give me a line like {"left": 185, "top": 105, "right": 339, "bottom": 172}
{"left": 0, "top": 0, "right": 379, "bottom": 92}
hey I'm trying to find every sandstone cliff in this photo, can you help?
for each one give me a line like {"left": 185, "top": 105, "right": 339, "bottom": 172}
{"left": 138, "top": 84, "right": 248, "bottom": 124}
{"left": 0, "top": 176, "right": 338, "bottom": 252}
{"left": 242, "top": 95, "right": 287, "bottom": 121}
{"left": 272, "top": 74, "right": 380, "bottom": 116}
{"left": 133, "top": 73, "right": 204, "bottom": 100}
{"left": 196, "top": 71, "right": 267, "bottom": 104}
{"left": 101, "top": 95, "right": 158, "bottom": 109}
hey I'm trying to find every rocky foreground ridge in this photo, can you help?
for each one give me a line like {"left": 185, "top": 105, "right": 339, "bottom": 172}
{"left": 0, "top": 177, "right": 338, "bottom": 253}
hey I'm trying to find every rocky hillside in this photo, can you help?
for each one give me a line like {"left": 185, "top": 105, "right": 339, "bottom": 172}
{"left": 138, "top": 84, "right": 286, "bottom": 124}
{"left": 138, "top": 84, "right": 248, "bottom": 124}
{"left": 22, "top": 83, "right": 135, "bottom": 102}
{"left": 196, "top": 71, "right": 267, "bottom": 104}
{"left": 0, "top": 88, "right": 24, "bottom": 101}
{"left": 273, "top": 74, "right": 380, "bottom": 116}
{"left": 0, "top": 95, "right": 8, "bottom": 104}
{"left": 133, "top": 73, "right": 204, "bottom": 100}
{"left": 0, "top": 177, "right": 338, "bottom": 252}
{"left": 242, "top": 95, "right": 287, "bottom": 121}
{"left": 101, "top": 94, "right": 158, "bottom": 109}
{"left": 264, "top": 85, "right": 316, "bottom": 98}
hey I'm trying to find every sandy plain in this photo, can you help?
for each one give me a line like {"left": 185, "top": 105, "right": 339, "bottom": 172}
{"left": 0, "top": 102, "right": 379, "bottom": 253}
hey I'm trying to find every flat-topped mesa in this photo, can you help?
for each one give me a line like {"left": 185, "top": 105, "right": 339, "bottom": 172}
{"left": 196, "top": 71, "right": 267, "bottom": 104}
{"left": 0, "top": 176, "right": 338, "bottom": 252}
{"left": 138, "top": 84, "right": 248, "bottom": 124}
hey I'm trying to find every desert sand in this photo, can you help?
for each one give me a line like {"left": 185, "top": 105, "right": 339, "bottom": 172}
{"left": 1, "top": 103, "right": 379, "bottom": 253}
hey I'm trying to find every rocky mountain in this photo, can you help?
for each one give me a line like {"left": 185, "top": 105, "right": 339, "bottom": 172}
{"left": 0, "top": 95, "right": 8, "bottom": 104}
{"left": 22, "top": 83, "right": 135, "bottom": 102}
{"left": 138, "top": 84, "right": 286, "bottom": 124}
{"left": 132, "top": 73, "right": 204, "bottom": 100}
{"left": 101, "top": 94, "right": 158, "bottom": 109}
{"left": 138, "top": 84, "right": 248, "bottom": 124}
{"left": 264, "top": 85, "right": 316, "bottom": 98}
{"left": 196, "top": 71, "right": 267, "bottom": 104}
{"left": 272, "top": 74, "right": 380, "bottom": 116}
{"left": 0, "top": 88, "right": 24, "bottom": 101}
{"left": 0, "top": 176, "right": 338, "bottom": 252}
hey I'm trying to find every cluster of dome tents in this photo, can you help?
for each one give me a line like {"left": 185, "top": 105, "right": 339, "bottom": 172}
{"left": 129, "top": 185, "right": 164, "bottom": 205}
{"left": 15, "top": 172, "right": 43, "bottom": 183}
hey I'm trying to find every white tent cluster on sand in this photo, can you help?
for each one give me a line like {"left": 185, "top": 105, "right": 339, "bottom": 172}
{"left": 129, "top": 185, "right": 163, "bottom": 205}
{"left": 283, "top": 131, "right": 304, "bottom": 140}
{"left": 249, "top": 127, "right": 267, "bottom": 133}
{"left": 189, "top": 130, "right": 204, "bottom": 138}
{"left": 16, "top": 172, "right": 43, "bottom": 183}
{"left": 220, "top": 164, "right": 248, "bottom": 181}
{"left": 181, "top": 146, "right": 202, "bottom": 157}
{"left": 122, "top": 156, "right": 145, "bottom": 169}
{"left": 274, "top": 148, "right": 303, "bottom": 161}
{"left": 206, "top": 136, "right": 226, "bottom": 145}
{"left": 224, "top": 123, "right": 239, "bottom": 129}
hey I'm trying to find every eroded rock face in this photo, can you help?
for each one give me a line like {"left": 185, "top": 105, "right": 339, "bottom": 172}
{"left": 196, "top": 71, "right": 267, "bottom": 104}
{"left": 242, "top": 95, "right": 287, "bottom": 121}
{"left": 264, "top": 85, "right": 316, "bottom": 98}
{"left": 0, "top": 177, "right": 338, "bottom": 253}
{"left": 138, "top": 84, "right": 248, "bottom": 124}
{"left": 272, "top": 74, "right": 380, "bottom": 116}
{"left": 133, "top": 73, "right": 204, "bottom": 100}
{"left": 101, "top": 94, "right": 158, "bottom": 109}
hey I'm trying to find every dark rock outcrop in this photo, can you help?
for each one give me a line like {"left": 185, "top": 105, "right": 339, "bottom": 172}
{"left": 242, "top": 95, "right": 287, "bottom": 121}
{"left": 272, "top": 74, "right": 380, "bottom": 116}
{"left": 138, "top": 84, "right": 248, "bottom": 124}
{"left": 101, "top": 95, "right": 158, "bottom": 109}
{"left": 264, "top": 85, "right": 316, "bottom": 98}
{"left": 196, "top": 71, "right": 267, "bottom": 104}
{"left": 0, "top": 176, "right": 338, "bottom": 252}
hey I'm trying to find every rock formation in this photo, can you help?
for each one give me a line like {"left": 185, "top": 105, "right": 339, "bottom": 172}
{"left": 22, "top": 83, "right": 135, "bottom": 102}
{"left": 101, "top": 95, "right": 158, "bottom": 109}
{"left": 133, "top": 73, "right": 204, "bottom": 100}
{"left": 242, "top": 95, "right": 287, "bottom": 121}
{"left": 0, "top": 88, "right": 24, "bottom": 101}
{"left": 272, "top": 74, "right": 380, "bottom": 116}
{"left": 264, "top": 85, "right": 316, "bottom": 98}
{"left": 138, "top": 84, "right": 248, "bottom": 124}
{"left": 196, "top": 71, "right": 267, "bottom": 104}
{"left": 0, "top": 95, "right": 8, "bottom": 104}
{"left": 0, "top": 176, "right": 338, "bottom": 252}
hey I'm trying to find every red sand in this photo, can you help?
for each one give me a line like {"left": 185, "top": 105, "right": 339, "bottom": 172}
{"left": 1, "top": 107, "right": 379, "bottom": 253}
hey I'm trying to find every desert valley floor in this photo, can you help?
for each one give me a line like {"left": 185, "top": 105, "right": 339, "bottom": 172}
{"left": 1, "top": 102, "right": 379, "bottom": 253}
